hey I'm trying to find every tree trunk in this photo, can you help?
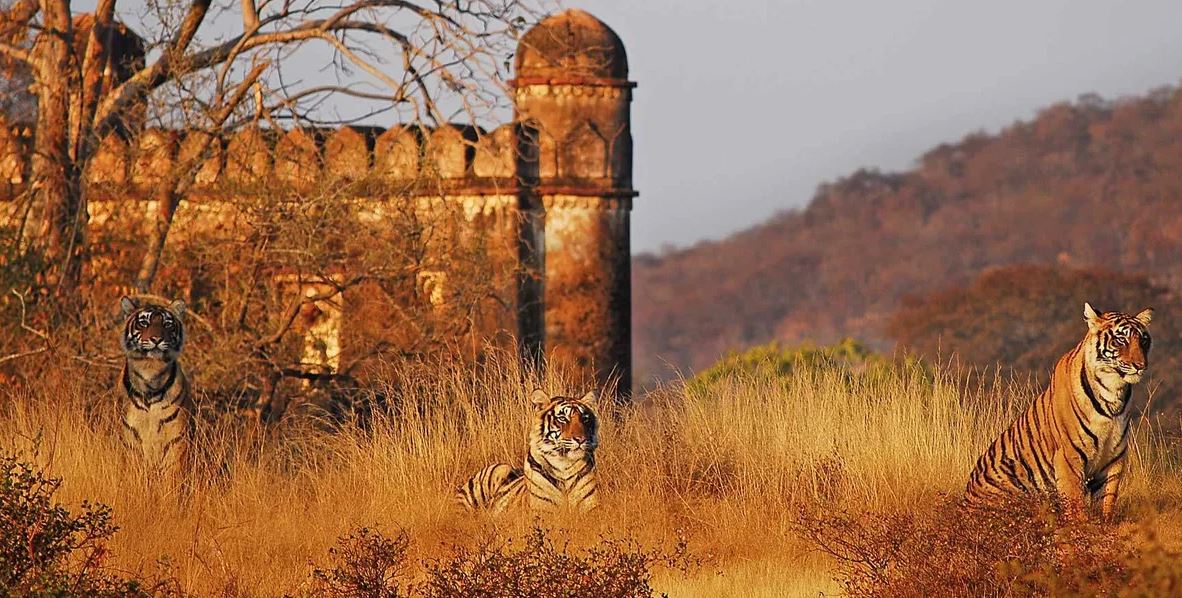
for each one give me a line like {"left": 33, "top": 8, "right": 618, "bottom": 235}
{"left": 32, "top": 1, "right": 85, "bottom": 296}
{"left": 134, "top": 190, "right": 181, "bottom": 293}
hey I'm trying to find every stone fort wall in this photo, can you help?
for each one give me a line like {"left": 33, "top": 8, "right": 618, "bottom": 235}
{"left": 0, "top": 8, "right": 636, "bottom": 394}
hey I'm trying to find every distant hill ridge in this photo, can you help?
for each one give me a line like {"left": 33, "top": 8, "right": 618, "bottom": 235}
{"left": 634, "top": 85, "right": 1182, "bottom": 382}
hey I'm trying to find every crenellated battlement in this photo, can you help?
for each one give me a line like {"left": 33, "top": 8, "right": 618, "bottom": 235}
{"left": 0, "top": 119, "right": 632, "bottom": 202}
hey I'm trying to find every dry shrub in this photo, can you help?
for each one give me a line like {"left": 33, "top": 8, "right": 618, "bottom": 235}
{"left": 793, "top": 494, "right": 1182, "bottom": 597}
{"left": 309, "top": 528, "right": 411, "bottom": 598}
{"left": 420, "top": 527, "right": 693, "bottom": 598}
{"left": 2, "top": 444, "right": 694, "bottom": 598}
{"left": 0, "top": 453, "right": 176, "bottom": 597}
{"left": 298, "top": 525, "right": 692, "bottom": 598}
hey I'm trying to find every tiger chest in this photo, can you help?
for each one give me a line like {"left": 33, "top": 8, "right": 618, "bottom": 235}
{"left": 1080, "top": 412, "right": 1129, "bottom": 478}
{"left": 123, "top": 400, "right": 186, "bottom": 464}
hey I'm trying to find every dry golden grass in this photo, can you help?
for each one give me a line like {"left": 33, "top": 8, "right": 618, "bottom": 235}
{"left": 3, "top": 355, "right": 1181, "bottom": 596}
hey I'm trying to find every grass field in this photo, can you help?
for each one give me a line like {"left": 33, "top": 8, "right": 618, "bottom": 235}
{"left": 3, "top": 354, "right": 1182, "bottom": 596}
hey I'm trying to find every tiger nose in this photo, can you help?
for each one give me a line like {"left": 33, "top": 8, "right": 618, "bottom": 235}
{"left": 565, "top": 419, "right": 586, "bottom": 442}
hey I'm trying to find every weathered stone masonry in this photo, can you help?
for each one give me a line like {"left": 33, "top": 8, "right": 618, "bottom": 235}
{"left": 0, "top": 9, "right": 636, "bottom": 394}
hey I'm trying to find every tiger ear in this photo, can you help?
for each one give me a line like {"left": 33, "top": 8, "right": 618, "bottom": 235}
{"left": 168, "top": 299, "right": 187, "bottom": 318}
{"left": 529, "top": 388, "right": 551, "bottom": 408}
{"left": 579, "top": 390, "right": 597, "bottom": 405}
{"left": 120, "top": 296, "right": 138, "bottom": 317}
{"left": 1083, "top": 302, "right": 1102, "bottom": 330}
{"left": 1135, "top": 307, "right": 1154, "bottom": 326}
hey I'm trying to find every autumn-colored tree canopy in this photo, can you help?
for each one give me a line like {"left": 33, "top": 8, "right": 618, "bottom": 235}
{"left": 889, "top": 265, "right": 1180, "bottom": 413}
{"left": 634, "top": 86, "right": 1182, "bottom": 397}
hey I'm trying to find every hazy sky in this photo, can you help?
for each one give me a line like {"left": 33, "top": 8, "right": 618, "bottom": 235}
{"left": 572, "top": 0, "right": 1182, "bottom": 253}
{"left": 76, "top": 0, "right": 1182, "bottom": 254}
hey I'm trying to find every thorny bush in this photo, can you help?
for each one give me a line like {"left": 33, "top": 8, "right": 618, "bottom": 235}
{"left": 792, "top": 493, "right": 1182, "bottom": 597}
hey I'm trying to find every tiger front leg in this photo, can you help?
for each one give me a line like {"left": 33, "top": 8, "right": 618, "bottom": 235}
{"left": 1092, "top": 458, "right": 1125, "bottom": 522}
{"left": 1052, "top": 449, "right": 1088, "bottom": 520}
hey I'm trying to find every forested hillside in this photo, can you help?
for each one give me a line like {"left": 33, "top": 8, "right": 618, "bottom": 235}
{"left": 634, "top": 86, "right": 1182, "bottom": 389}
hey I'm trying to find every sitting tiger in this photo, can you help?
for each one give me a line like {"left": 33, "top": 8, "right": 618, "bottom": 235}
{"left": 457, "top": 389, "right": 600, "bottom": 514}
{"left": 965, "top": 303, "right": 1153, "bottom": 520}
{"left": 118, "top": 296, "right": 194, "bottom": 482}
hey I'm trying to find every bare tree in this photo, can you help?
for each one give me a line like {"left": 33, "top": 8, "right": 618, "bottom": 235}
{"left": 0, "top": 0, "right": 540, "bottom": 297}
{"left": 167, "top": 177, "right": 521, "bottom": 422}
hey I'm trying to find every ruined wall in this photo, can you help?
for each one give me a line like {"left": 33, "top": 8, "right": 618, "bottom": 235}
{"left": 0, "top": 7, "right": 635, "bottom": 395}
{"left": 0, "top": 118, "right": 535, "bottom": 365}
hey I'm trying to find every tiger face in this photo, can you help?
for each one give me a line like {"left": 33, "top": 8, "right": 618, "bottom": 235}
{"left": 1084, "top": 302, "right": 1153, "bottom": 384}
{"left": 529, "top": 389, "right": 599, "bottom": 459}
{"left": 120, "top": 296, "right": 186, "bottom": 362}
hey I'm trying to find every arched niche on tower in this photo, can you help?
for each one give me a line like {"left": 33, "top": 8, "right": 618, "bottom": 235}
{"left": 374, "top": 126, "right": 423, "bottom": 181}
{"left": 519, "top": 121, "right": 558, "bottom": 180}
{"left": 560, "top": 120, "right": 608, "bottom": 179}
{"left": 607, "top": 122, "right": 632, "bottom": 184}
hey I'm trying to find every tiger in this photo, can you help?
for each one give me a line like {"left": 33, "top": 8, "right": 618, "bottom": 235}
{"left": 118, "top": 296, "right": 194, "bottom": 482}
{"left": 457, "top": 389, "right": 600, "bottom": 515}
{"left": 964, "top": 302, "right": 1153, "bottom": 520}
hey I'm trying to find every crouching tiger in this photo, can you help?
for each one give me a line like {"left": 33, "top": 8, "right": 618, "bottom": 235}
{"left": 118, "top": 296, "right": 194, "bottom": 482}
{"left": 457, "top": 389, "right": 600, "bottom": 514}
{"left": 965, "top": 303, "right": 1153, "bottom": 520}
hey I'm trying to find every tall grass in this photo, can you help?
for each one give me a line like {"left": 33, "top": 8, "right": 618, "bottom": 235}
{"left": 2, "top": 354, "right": 1180, "bottom": 596}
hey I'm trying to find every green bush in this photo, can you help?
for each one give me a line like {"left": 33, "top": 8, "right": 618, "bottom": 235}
{"left": 687, "top": 338, "right": 923, "bottom": 395}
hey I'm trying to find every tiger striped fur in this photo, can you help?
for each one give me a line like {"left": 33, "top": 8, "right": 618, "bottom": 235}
{"left": 457, "top": 389, "right": 600, "bottom": 515}
{"left": 119, "top": 296, "right": 194, "bottom": 481}
{"left": 964, "top": 302, "right": 1153, "bottom": 520}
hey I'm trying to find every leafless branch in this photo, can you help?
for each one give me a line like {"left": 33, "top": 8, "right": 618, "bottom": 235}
{"left": 254, "top": 274, "right": 368, "bottom": 349}
{"left": 241, "top": 0, "right": 259, "bottom": 32}
{"left": 0, "top": 39, "right": 31, "bottom": 64}
{"left": 0, "top": 290, "right": 50, "bottom": 365}
{"left": 0, "top": 346, "right": 47, "bottom": 366}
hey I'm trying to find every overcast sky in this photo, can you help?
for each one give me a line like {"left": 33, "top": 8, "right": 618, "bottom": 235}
{"left": 76, "top": 0, "right": 1182, "bottom": 254}
{"left": 573, "top": 0, "right": 1182, "bottom": 253}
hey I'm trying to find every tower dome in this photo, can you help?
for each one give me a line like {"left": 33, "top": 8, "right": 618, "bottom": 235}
{"left": 515, "top": 9, "right": 628, "bottom": 83}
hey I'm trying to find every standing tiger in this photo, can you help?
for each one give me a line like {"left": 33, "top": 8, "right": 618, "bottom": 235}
{"left": 118, "top": 296, "right": 194, "bottom": 482}
{"left": 457, "top": 389, "right": 600, "bottom": 514}
{"left": 965, "top": 303, "right": 1153, "bottom": 520}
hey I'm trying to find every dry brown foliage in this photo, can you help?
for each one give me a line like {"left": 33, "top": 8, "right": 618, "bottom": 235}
{"left": 793, "top": 494, "right": 1182, "bottom": 597}
{"left": 890, "top": 264, "right": 1182, "bottom": 414}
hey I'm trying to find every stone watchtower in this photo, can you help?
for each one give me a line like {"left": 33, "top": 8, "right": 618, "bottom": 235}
{"left": 514, "top": 10, "right": 636, "bottom": 395}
